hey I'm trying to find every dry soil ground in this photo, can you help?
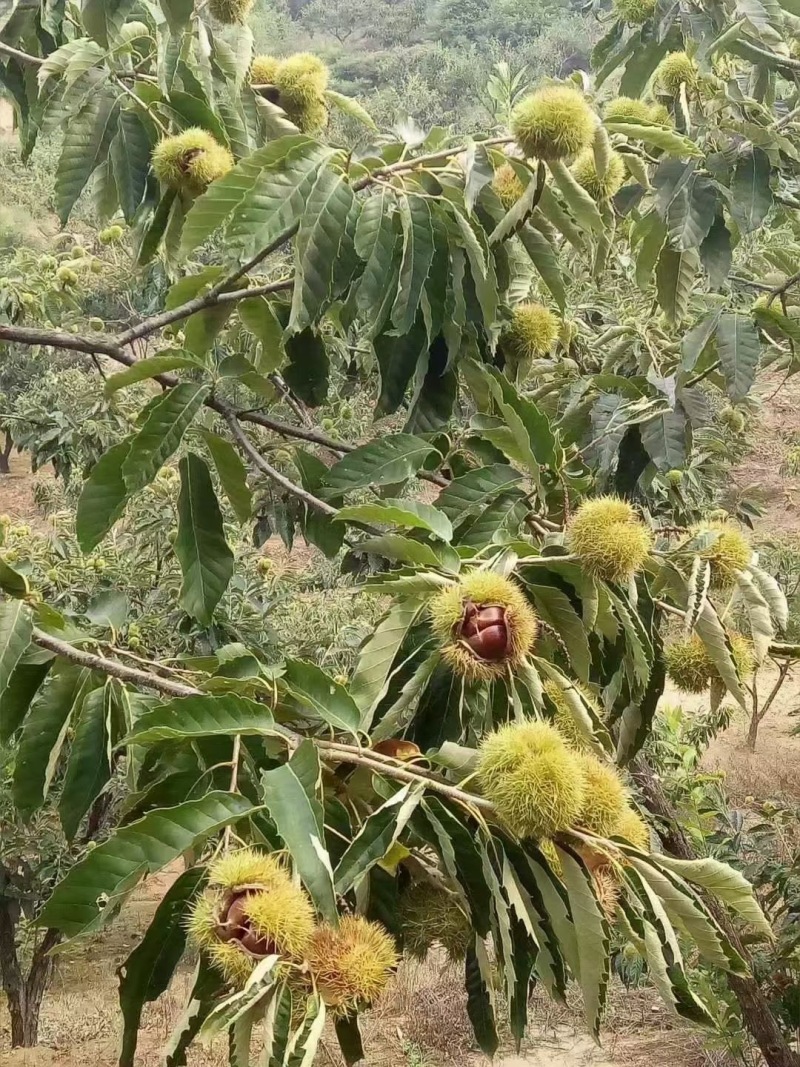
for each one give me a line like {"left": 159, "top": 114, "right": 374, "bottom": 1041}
{"left": 3, "top": 374, "right": 800, "bottom": 1067}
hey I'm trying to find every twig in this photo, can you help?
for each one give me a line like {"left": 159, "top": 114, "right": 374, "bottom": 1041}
{"left": 0, "top": 40, "right": 44, "bottom": 66}
{"left": 223, "top": 735, "right": 242, "bottom": 849}
{"left": 766, "top": 269, "right": 800, "bottom": 308}
{"left": 685, "top": 359, "right": 721, "bottom": 388}
{"left": 757, "top": 659, "right": 791, "bottom": 724}
{"left": 222, "top": 406, "right": 339, "bottom": 516}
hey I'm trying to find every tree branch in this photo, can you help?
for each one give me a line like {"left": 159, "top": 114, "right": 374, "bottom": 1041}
{"left": 222, "top": 405, "right": 339, "bottom": 516}
{"left": 0, "top": 40, "right": 44, "bottom": 66}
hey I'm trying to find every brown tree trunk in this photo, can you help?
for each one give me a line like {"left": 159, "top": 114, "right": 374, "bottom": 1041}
{"left": 633, "top": 758, "right": 800, "bottom": 1067}
{"left": 747, "top": 709, "right": 760, "bottom": 751}
{"left": 0, "top": 431, "right": 13, "bottom": 474}
{"left": 0, "top": 891, "right": 61, "bottom": 1047}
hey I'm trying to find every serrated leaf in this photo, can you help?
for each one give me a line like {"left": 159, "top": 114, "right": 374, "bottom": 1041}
{"left": 76, "top": 439, "right": 133, "bottom": 552}
{"left": 175, "top": 453, "right": 234, "bottom": 625}
{"left": 82, "top": 0, "right": 137, "bottom": 45}
{"left": 59, "top": 684, "right": 113, "bottom": 840}
{"left": 261, "top": 741, "right": 337, "bottom": 923}
{"left": 13, "top": 666, "right": 92, "bottom": 818}
{"left": 122, "top": 384, "right": 208, "bottom": 493}
{"left": 282, "top": 658, "right": 360, "bottom": 734}
{"left": 556, "top": 848, "right": 609, "bottom": 1037}
{"left": 392, "top": 194, "right": 435, "bottom": 334}
{"left": 694, "top": 601, "right": 747, "bottom": 708}
{"left": 180, "top": 137, "right": 331, "bottom": 257}
{"left": 436, "top": 464, "right": 523, "bottom": 521}
{"left": 729, "top": 147, "right": 772, "bottom": 233}
{"left": 354, "top": 188, "right": 399, "bottom": 312}
{"left": 38, "top": 793, "right": 255, "bottom": 938}
{"left": 324, "top": 88, "right": 377, "bottom": 130}
{"left": 700, "top": 214, "right": 733, "bottom": 287}
{"left": 716, "top": 312, "right": 760, "bottom": 403}
{"left": 336, "top": 499, "right": 453, "bottom": 541}
{"left": 164, "top": 959, "right": 224, "bottom": 1067}
{"left": 124, "top": 694, "right": 275, "bottom": 745}
{"left": 289, "top": 165, "right": 355, "bottom": 335}
{"left": 0, "top": 660, "right": 52, "bottom": 742}
{"left": 640, "top": 408, "right": 687, "bottom": 470}
{"left": 111, "top": 108, "right": 152, "bottom": 223}
{"left": 604, "top": 119, "right": 702, "bottom": 157}
{"left": 334, "top": 785, "right": 422, "bottom": 894}
{"left": 350, "top": 599, "right": 426, "bottom": 728}
{"left": 655, "top": 245, "right": 698, "bottom": 324}
{"left": 547, "top": 159, "right": 604, "bottom": 234}
{"left": 465, "top": 944, "right": 499, "bottom": 1057}
{"left": 666, "top": 173, "right": 719, "bottom": 250}
{"left": 527, "top": 586, "right": 591, "bottom": 683}
{"left": 55, "top": 90, "right": 119, "bottom": 225}
{"left": 119, "top": 867, "right": 208, "bottom": 1067}
{"left": 749, "top": 565, "right": 788, "bottom": 630}
{"left": 0, "top": 599, "right": 32, "bottom": 705}
{"left": 517, "top": 223, "right": 566, "bottom": 311}
{"left": 238, "top": 296, "right": 284, "bottom": 374}
{"left": 654, "top": 855, "right": 772, "bottom": 938}
{"left": 374, "top": 319, "right": 427, "bottom": 416}
{"left": 359, "top": 534, "right": 459, "bottom": 572}
{"left": 736, "top": 570, "right": 773, "bottom": 662}
{"left": 324, "top": 434, "right": 437, "bottom": 491}
{"left": 199, "top": 429, "right": 252, "bottom": 523}
{"left": 104, "top": 354, "right": 199, "bottom": 396}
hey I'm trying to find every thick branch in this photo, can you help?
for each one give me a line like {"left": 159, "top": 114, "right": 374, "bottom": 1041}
{"left": 0, "top": 40, "right": 44, "bottom": 66}
{"left": 0, "top": 325, "right": 127, "bottom": 361}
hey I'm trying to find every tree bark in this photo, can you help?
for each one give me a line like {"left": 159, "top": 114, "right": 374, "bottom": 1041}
{"left": 0, "top": 431, "right": 13, "bottom": 474}
{"left": 633, "top": 758, "right": 800, "bottom": 1067}
{"left": 0, "top": 886, "right": 61, "bottom": 1047}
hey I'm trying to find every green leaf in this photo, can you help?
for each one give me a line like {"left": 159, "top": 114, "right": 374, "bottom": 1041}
{"left": 260, "top": 741, "right": 338, "bottom": 923}
{"left": 324, "top": 434, "right": 437, "bottom": 491}
{"left": 556, "top": 847, "right": 609, "bottom": 1037}
{"left": 55, "top": 90, "right": 119, "bottom": 225}
{"left": 0, "top": 660, "right": 52, "bottom": 741}
{"left": 111, "top": 109, "right": 152, "bottom": 224}
{"left": 359, "top": 534, "right": 459, "bottom": 571}
{"left": 13, "top": 666, "right": 92, "bottom": 818}
{"left": 175, "top": 453, "right": 234, "bottom": 625}
{"left": 666, "top": 173, "right": 719, "bottom": 250}
{"left": 284, "top": 329, "right": 329, "bottom": 407}
{"left": 334, "top": 785, "right": 422, "bottom": 894}
{"left": 289, "top": 165, "right": 355, "bottom": 335}
{"left": 700, "top": 214, "right": 733, "bottom": 287}
{"left": 694, "top": 600, "right": 747, "bottom": 708}
{"left": 350, "top": 599, "right": 427, "bottom": 728}
{"left": 76, "top": 439, "right": 133, "bottom": 552}
{"left": 374, "top": 320, "right": 427, "bottom": 416}
{"left": 0, "top": 556, "right": 29, "bottom": 598}
{"left": 392, "top": 194, "right": 435, "bottom": 334}
{"left": 124, "top": 694, "right": 276, "bottom": 745}
{"left": 59, "top": 684, "right": 114, "bottom": 840}
{"left": 0, "top": 599, "right": 32, "bottom": 705}
{"left": 138, "top": 189, "right": 178, "bottom": 266}
{"left": 729, "top": 147, "right": 772, "bottom": 233}
{"left": 653, "top": 855, "right": 772, "bottom": 938}
{"left": 736, "top": 570, "right": 773, "bottom": 663}
{"left": 716, "top": 312, "right": 760, "bottom": 403}
{"left": 455, "top": 490, "right": 528, "bottom": 548}
{"left": 324, "top": 88, "right": 378, "bottom": 130}
{"left": 335, "top": 499, "right": 453, "bottom": 541}
{"left": 465, "top": 944, "right": 499, "bottom": 1057}
{"left": 527, "top": 585, "right": 591, "bottom": 683}
{"left": 604, "top": 119, "right": 702, "bottom": 157}
{"left": 640, "top": 409, "right": 687, "bottom": 470}
{"left": 334, "top": 1016, "right": 365, "bottom": 1066}
{"left": 749, "top": 564, "right": 789, "bottom": 631}
{"left": 199, "top": 429, "right": 252, "bottom": 523}
{"left": 436, "top": 464, "right": 523, "bottom": 521}
{"left": 38, "top": 793, "right": 255, "bottom": 938}
{"left": 104, "top": 354, "right": 199, "bottom": 396}
{"left": 164, "top": 959, "right": 224, "bottom": 1067}
{"left": 282, "top": 658, "right": 360, "bottom": 734}
{"left": 547, "top": 159, "right": 604, "bottom": 234}
{"left": 238, "top": 296, "right": 285, "bottom": 374}
{"left": 655, "top": 245, "right": 698, "bottom": 324}
{"left": 517, "top": 224, "right": 566, "bottom": 311}
{"left": 355, "top": 188, "right": 399, "bottom": 312}
{"left": 122, "top": 384, "right": 208, "bottom": 494}
{"left": 82, "top": 0, "right": 136, "bottom": 44}
{"left": 180, "top": 137, "right": 331, "bottom": 258}
{"left": 119, "top": 866, "right": 208, "bottom": 1067}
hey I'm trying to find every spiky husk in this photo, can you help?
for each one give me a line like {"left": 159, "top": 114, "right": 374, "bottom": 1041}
{"left": 209, "top": 0, "right": 255, "bottom": 22}
{"left": 543, "top": 679, "right": 596, "bottom": 752}
{"left": 208, "top": 939, "right": 260, "bottom": 985}
{"left": 250, "top": 54, "right": 280, "bottom": 85}
{"left": 539, "top": 837, "right": 563, "bottom": 876}
{"left": 604, "top": 96, "right": 656, "bottom": 124}
{"left": 477, "top": 721, "right": 586, "bottom": 838}
{"left": 398, "top": 883, "right": 472, "bottom": 962}
{"left": 664, "top": 636, "right": 712, "bottom": 693}
{"left": 729, "top": 632, "right": 755, "bottom": 681}
{"left": 575, "top": 754, "right": 629, "bottom": 837}
{"left": 592, "top": 864, "right": 621, "bottom": 919}
{"left": 151, "top": 128, "right": 233, "bottom": 194}
{"left": 655, "top": 51, "right": 699, "bottom": 95}
{"left": 307, "top": 916, "right": 398, "bottom": 1015}
{"left": 242, "top": 882, "right": 316, "bottom": 959}
{"left": 649, "top": 102, "right": 671, "bottom": 124}
{"left": 612, "top": 0, "right": 655, "bottom": 22}
{"left": 276, "top": 53, "right": 329, "bottom": 105}
{"left": 511, "top": 86, "right": 596, "bottom": 161}
{"left": 493, "top": 162, "right": 525, "bottom": 208}
{"left": 186, "top": 893, "right": 218, "bottom": 950}
{"left": 615, "top": 806, "right": 650, "bottom": 850}
{"left": 689, "top": 520, "right": 751, "bottom": 587}
{"left": 208, "top": 848, "right": 287, "bottom": 891}
{"left": 429, "top": 572, "right": 538, "bottom": 682}
{"left": 503, "top": 302, "right": 561, "bottom": 361}
{"left": 567, "top": 496, "right": 653, "bottom": 583}
{"left": 286, "top": 97, "right": 328, "bottom": 133}
{"left": 571, "top": 148, "right": 626, "bottom": 200}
